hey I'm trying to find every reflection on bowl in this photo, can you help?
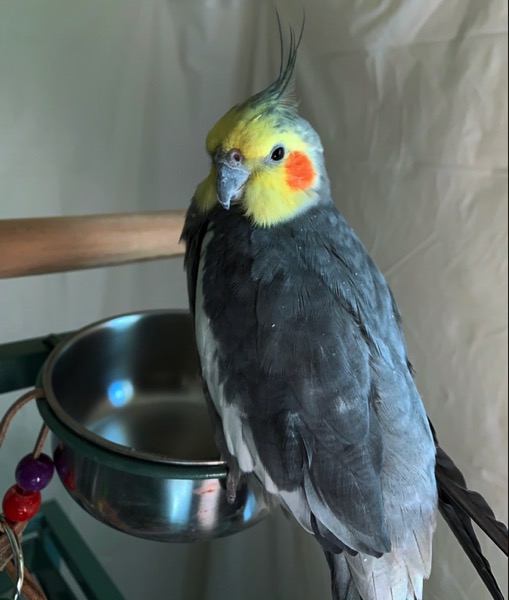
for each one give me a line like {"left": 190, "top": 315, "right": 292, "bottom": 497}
{"left": 37, "top": 310, "right": 271, "bottom": 542}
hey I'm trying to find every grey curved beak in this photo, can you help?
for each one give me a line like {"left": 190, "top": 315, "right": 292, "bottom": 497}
{"left": 216, "top": 161, "right": 249, "bottom": 210}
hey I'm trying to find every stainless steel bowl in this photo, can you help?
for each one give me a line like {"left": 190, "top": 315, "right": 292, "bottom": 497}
{"left": 37, "top": 310, "right": 271, "bottom": 542}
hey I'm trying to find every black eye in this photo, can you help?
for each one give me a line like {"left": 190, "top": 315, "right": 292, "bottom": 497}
{"left": 271, "top": 146, "right": 285, "bottom": 161}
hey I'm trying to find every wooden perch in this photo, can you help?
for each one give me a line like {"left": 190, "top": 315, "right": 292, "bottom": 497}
{"left": 0, "top": 211, "right": 186, "bottom": 278}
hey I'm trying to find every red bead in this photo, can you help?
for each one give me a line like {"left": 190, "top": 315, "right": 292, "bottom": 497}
{"left": 62, "top": 469, "right": 75, "bottom": 491}
{"left": 2, "top": 484, "right": 41, "bottom": 522}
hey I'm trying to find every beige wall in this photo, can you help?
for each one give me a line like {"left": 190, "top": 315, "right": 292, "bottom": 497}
{"left": 0, "top": 1, "right": 507, "bottom": 598}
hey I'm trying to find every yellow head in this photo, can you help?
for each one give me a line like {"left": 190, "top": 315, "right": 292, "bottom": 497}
{"left": 194, "top": 29, "right": 327, "bottom": 227}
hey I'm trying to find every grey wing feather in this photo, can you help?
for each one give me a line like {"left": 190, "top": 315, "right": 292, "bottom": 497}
{"left": 247, "top": 206, "right": 435, "bottom": 558}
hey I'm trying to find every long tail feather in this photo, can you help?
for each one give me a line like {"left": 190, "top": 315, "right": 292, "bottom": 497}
{"left": 436, "top": 445, "right": 508, "bottom": 555}
{"left": 325, "top": 552, "right": 362, "bottom": 600}
{"left": 438, "top": 490, "right": 505, "bottom": 600}
{"left": 429, "top": 420, "right": 508, "bottom": 600}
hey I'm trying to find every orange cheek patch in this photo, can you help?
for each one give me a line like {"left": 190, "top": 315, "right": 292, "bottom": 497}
{"left": 285, "top": 151, "right": 315, "bottom": 190}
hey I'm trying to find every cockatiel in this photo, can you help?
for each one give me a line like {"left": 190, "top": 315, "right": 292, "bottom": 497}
{"left": 181, "top": 25, "right": 508, "bottom": 600}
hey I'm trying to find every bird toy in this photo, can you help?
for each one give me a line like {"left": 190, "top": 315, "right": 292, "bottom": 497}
{"left": 0, "top": 390, "right": 51, "bottom": 600}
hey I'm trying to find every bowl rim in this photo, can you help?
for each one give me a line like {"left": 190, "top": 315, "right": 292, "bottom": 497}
{"left": 39, "top": 309, "right": 228, "bottom": 474}
{"left": 36, "top": 393, "right": 228, "bottom": 480}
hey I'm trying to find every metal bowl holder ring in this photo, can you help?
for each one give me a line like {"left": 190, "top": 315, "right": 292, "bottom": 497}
{"left": 0, "top": 389, "right": 50, "bottom": 600}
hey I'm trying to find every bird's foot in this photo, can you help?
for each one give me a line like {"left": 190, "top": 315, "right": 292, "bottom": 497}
{"left": 226, "top": 465, "right": 243, "bottom": 505}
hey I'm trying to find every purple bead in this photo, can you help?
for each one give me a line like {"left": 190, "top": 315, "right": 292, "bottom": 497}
{"left": 15, "top": 453, "right": 54, "bottom": 491}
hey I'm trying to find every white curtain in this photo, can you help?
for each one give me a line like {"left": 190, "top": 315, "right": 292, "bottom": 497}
{"left": 0, "top": 1, "right": 506, "bottom": 598}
